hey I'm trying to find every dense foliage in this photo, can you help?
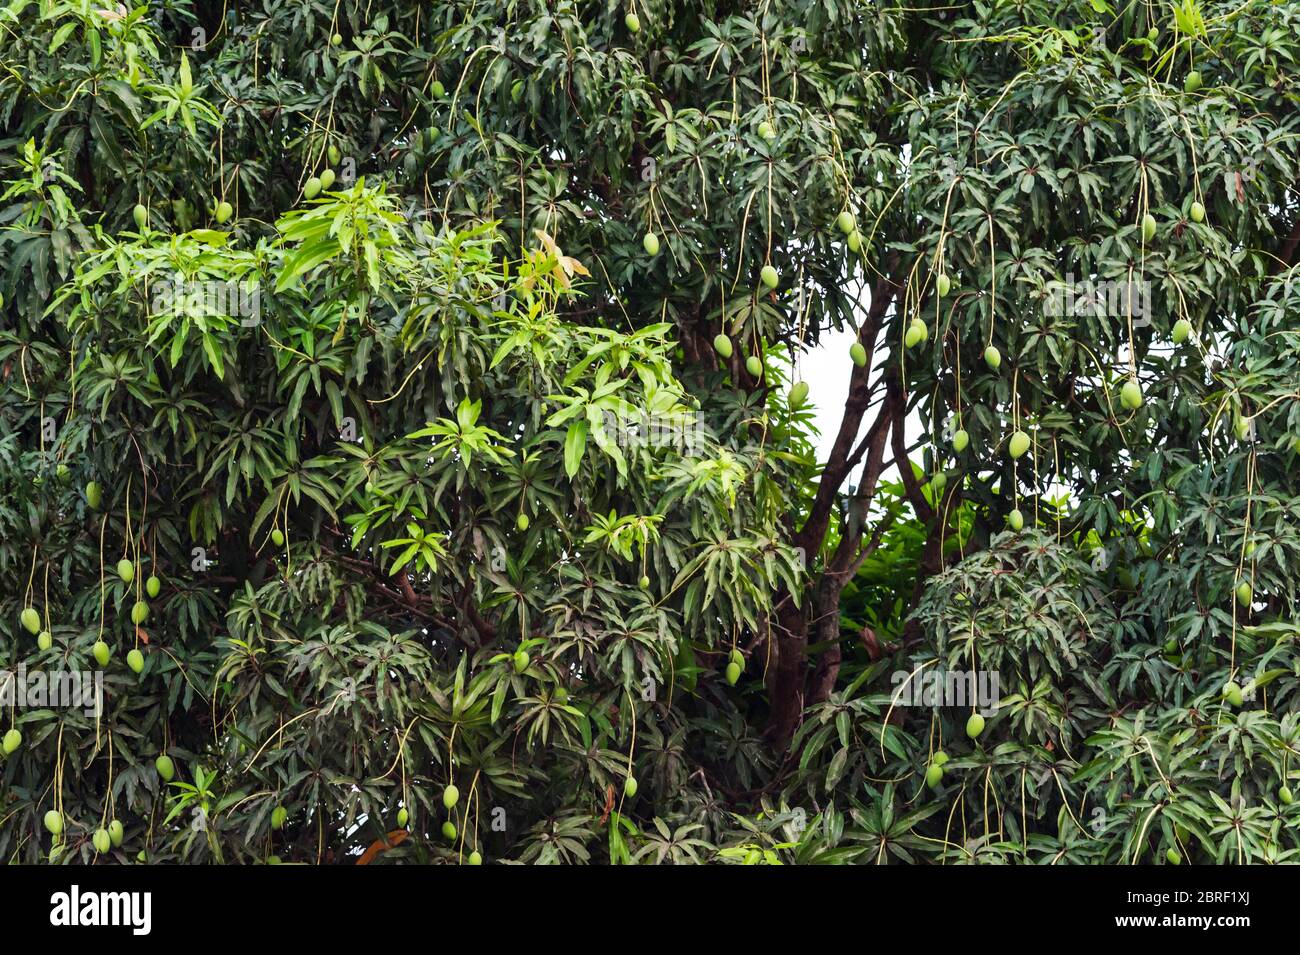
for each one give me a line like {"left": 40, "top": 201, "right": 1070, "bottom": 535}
{"left": 1, "top": 0, "right": 1298, "bottom": 864}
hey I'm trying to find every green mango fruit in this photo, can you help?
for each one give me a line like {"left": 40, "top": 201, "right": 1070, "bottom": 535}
{"left": 512, "top": 649, "right": 529, "bottom": 673}
{"left": 108, "top": 819, "right": 124, "bottom": 847}
{"left": 936, "top": 273, "right": 951, "bottom": 297}
{"left": 1222, "top": 681, "right": 1243, "bottom": 707}
{"left": 1172, "top": 318, "right": 1191, "bottom": 344}
{"left": 725, "top": 661, "right": 741, "bottom": 685}
{"left": 397, "top": 807, "right": 409, "bottom": 828}
{"left": 319, "top": 169, "right": 336, "bottom": 191}
{"left": 443, "top": 784, "right": 460, "bottom": 810}
{"left": 272, "top": 529, "right": 285, "bottom": 547}
{"left": 2, "top": 728, "right": 21, "bottom": 754}
{"left": 1120, "top": 379, "right": 1143, "bottom": 410}
{"left": 271, "top": 806, "right": 287, "bottom": 830}
{"left": 1166, "top": 848, "right": 1182, "bottom": 865}
{"left": 1236, "top": 581, "right": 1253, "bottom": 607}
{"left": 638, "top": 575, "right": 650, "bottom": 590}
{"left": 1141, "top": 213, "right": 1157, "bottom": 242}
{"left": 214, "top": 201, "right": 233, "bottom": 224}
{"left": 516, "top": 513, "right": 529, "bottom": 532}
{"left": 713, "top": 334, "right": 733, "bottom": 359}
{"left": 757, "top": 121, "right": 776, "bottom": 141}
{"left": 932, "top": 750, "right": 949, "bottom": 766}
{"left": 965, "top": 713, "right": 986, "bottom": 739}
{"left": 849, "top": 342, "right": 867, "bottom": 367}
{"left": 133, "top": 204, "right": 148, "bottom": 230}
{"left": 37, "top": 630, "right": 52, "bottom": 651}
{"left": 925, "top": 763, "right": 944, "bottom": 789}
{"left": 642, "top": 232, "right": 660, "bottom": 257}
{"left": 904, "top": 323, "right": 923, "bottom": 349}
{"left": 331, "top": 33, "right": 343, "bottom": 46}
{"left": 93, "top": 829, "right": 112, "bottom": 854}
{"left": 952, "top": 428, "right": 969, "bottom": 453}
{"left": 86, "top": 481, "right": 102, "bottom": 509}
{"left": 1280, "top": 786, "right": 1294, "bottom": 805}
{"left": 931, "top": 471, "right": 947, "bottom": 493}
{"left": 127, "top": 649, "right": 144, "bottom": 673}
{"left": 131, "top": 600, "right": 149, "bottom": 624}
{"left": 623, "top": 776, "right": 638, "bottom": 798}
{"left": 442, "top": 821, "right": 457, "bottom": 840}
{"left": 836, "top": 210, "right": 855, "bottom": 234}
{"left": 1184, "top": 70, "right": 1202, "bottom": 92}
{"left": 92, "top": 640, "right": 111, "bottom": 667}
{"left": 20, "top": 607, "right": 40, "bottom": 634}
{"left": 729, "top": 648, "right": 744, "bottom": 668}
{"left": 745, "top": 355, "right": 763, "bottom": 378}
{"left": 846, "top": 230, "right": 862, "bottom": 253}
{"left": 44, "top": 810, "right": 63, "bottom": 836}
{"left": 984, "top": 345, "right": 1001, "bottom": 370}
{"left": 1008, "top": 509, "right": 1025, "bottom": 532}
{"left": 155, "top": 754, "right": 175, "bottom": 781}
{"left": 303, "top": 176, "right": 322, "bottom": 199}
{"left": 468, "top": 850, "right": 483, "bottom": 865}
{"left": 117, "top": 559, "right": 135, "bottom": 584}
{"left": 1190, "top": 200, "right": 1205, "bottom": 223}
{"left": 789, "top": 381, "right": 809, "bottom": 407}
{"left": 625, "top": 12, "right": 640, "bottom": 32}
{"left": 328, "top": 145, "right": 342, "bottom": 165}
{"left": 146, "top": 575, "right": 161, "bottom": 598}
{"left": 760, "top": 264, "right": 779, "bottom": 289}
{"left": 1009, "top": 430, "right": 1031, "bottom": 459}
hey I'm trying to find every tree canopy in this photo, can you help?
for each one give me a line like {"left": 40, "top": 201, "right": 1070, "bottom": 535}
{"left": 1, "top": 0, "right": 1299, "bottom": 864}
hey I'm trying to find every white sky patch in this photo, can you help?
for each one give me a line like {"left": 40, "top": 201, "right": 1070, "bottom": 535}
{"left": 799, "top": 320, "right": 924, "bottom": 489}
{"left": 799, "top": 322, "right": 856, "bottom": 466}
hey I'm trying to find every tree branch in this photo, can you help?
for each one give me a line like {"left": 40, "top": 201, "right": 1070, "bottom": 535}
{"left": 794, "top": 255, "right": 903, "bottom": 556}
{"left": 890, "top": 375, "right": 935, "bottom": 524}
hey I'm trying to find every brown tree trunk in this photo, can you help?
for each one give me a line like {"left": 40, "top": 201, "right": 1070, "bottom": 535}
{"left": 766, "top": 263, "right": 905, "bottom": 749}
{"left": 769, "top": 599, "right": 808, "bottom": 749}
